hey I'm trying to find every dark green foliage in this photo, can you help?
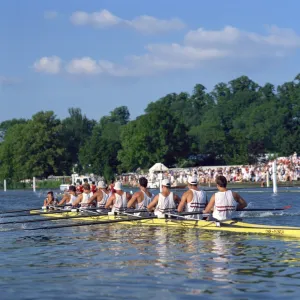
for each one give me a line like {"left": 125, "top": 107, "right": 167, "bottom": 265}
{"left": 0, "top": 74, "right": 300, "bottom": 178}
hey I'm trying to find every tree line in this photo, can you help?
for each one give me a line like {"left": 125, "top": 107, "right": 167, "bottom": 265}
{"left": 1, "top": 74, "right": 300, "bottom": 181}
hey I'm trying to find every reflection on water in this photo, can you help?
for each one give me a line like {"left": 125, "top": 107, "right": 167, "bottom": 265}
{"left": 1, "top": 189, "right": 300, "bottom": 298}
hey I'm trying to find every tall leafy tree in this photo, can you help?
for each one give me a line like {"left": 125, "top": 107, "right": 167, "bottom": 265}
{"left": 61, "top": 108, "right": 96, "bottom": 172}
{"left": 118, "top": 109, "right": 190, "bottom": 171}
{"left": 79, "top": 106, "right": 130, "bottom": 180}
{"left": 0, "top": 111, "right": 64, "bottom": 179}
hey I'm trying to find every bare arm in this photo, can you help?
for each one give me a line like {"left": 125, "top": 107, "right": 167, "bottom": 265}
{"left": 58, "top": 194, "right": 70, "bottom": 206}
{"left": 126, "top": 193, "right": 132, "bottom": 201}
{"left": 174, "top": 194, "right": 181, "bottom": 205}
{"left": 177, "top": 191, "right": 188, "bottom": 212}
{"left": 127, "top": 192, "right": 140, "bottom": 208}
{"left": 147, "top": 195, "right": 159, "bottom": 211}
{"left": 87, "top": 192, "right": 100, "bottom": 205}
{"left": 72, "top": 195, "right": 82, "bottom": 207}
{"left": 203, "top": 194, "right": 215, "bottom": 214}
{"left": 233, "top": 192, "right": 247, "bottom": 210}
{"left": 105, "top": 194, "right": 115, "bottom": 209}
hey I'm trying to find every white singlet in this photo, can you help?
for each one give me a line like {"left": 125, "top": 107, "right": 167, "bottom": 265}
{"left": 134, "top": 191, "right": 153, "bottom": 216}
{"left": 155, "top": 192, "right": 176, "bottom": 217}
{"left": 80, "top": 192, "right": 91, "bottom": 209}
{"left": 213, "top": 190, "right": 237, "bottom": 221}
{"left": 66, "top": 194, "right": 77, "bottom": 206}
{"left": 186, "top": 189, "right": 207, "bottom": 219}
{"left": 97, "top": 190, "right": 110, "bottom": 209}
{"left": 112, "top": 192, "right": 127, "bottom": 212}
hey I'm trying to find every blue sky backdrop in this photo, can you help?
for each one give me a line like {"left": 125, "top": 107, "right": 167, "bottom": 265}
{"left": 1, "top": 0, "right": 300, "bottom": 122}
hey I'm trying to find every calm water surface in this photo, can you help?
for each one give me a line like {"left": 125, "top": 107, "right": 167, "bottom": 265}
{"left": 1, "top": 188, "right": 300, "bottom": 299}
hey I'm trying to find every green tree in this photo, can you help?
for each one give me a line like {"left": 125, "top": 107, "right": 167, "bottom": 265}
{"left": 118, "top": 109, "right": 190, "bottom": 171}
{"left": 79, "top": 106, "right": 130, "bottom": 180}
{"left": 0, "top": 118, "right": 27, "bottom": 140}
{"left": 61, "top": 108, "right": 96, "bottom": 172}
{"left": 0, "top": 111, "right": 64, "bottom": 179}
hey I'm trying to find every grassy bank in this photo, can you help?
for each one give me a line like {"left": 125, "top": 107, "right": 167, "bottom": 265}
{"left": 0, "top": 179, "right": 63, "bottom": 190}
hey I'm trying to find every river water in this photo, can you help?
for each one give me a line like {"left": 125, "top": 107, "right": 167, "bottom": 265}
{"left": 1, "top": 188, "right": 300, "bottom": 299}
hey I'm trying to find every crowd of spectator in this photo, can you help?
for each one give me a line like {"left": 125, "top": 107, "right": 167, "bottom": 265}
{"left": 120, "top": 153, "right": 300, "bottom": 188}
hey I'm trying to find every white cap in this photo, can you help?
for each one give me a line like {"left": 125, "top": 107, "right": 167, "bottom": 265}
{"left": 114, "top": 181, "right": 122, "bottom": 191}
{"left": 97, "top": 181, "right": 107, "bottom": 188}
{"left": 161, "top": 179, "right": 171, "bottom": 187}
{"left": 188, "top": 176, "right": 198, "bottom": 185}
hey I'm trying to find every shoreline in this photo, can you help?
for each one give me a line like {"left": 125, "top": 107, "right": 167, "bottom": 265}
{"left": 123, "top": 181, "right": 300, "bottom": 190}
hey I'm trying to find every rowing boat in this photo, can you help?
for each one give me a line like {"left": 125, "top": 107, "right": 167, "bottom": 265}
{"left": 29, "top": 210, "right": 300, "bottom": 238}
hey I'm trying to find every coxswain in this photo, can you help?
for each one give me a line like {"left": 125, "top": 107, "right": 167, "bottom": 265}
{"left": 127, "top": 177, "right": 154, "bottom": 216}
{"left": 43, "top": 191, "right": 58, "bottom": 207}
{"left": 203, "top": 175, "right": 247, "bottom": 221}
{"left": 87, "top": 181, "right": 110, "bottom": 211}
{"left": 105, "top": 181, "right": 131, "bottom": 212}
{"left": 72, "top": 183, "right": 93, "bottom": 209}
{"left": 147, "top": 179, "right": 181, "bottom": 217}
{"left": 58, "top": 185, "right": 77, "bottom": 208}
{"left": 177, "top": 176, "right": 208, "bottom": 219}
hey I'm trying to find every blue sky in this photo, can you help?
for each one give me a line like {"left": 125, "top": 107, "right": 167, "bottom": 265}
{"left": 1, "top": 0, "right": 300, "bottom": 122}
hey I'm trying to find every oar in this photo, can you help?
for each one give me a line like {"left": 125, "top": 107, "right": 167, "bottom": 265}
{"left": 0, "top": 207, "right": 151, "bottom": 219}
{"left": 0, "top": 209, "right": 73, "bottom": 219}
{"left": 26, "top": 215, "right": 157, "bottom": 231}
{"left": 0, "top": 211, "right": 110, "bottom": 225}
{"left": 0, "top": 205, "right": 67, "bottom": 215}
{"left": 0, "top": 209, "right": 153, "bottom": 225}
{"left": 177, "top": 205, "right": 291, "bottom": 216}
{"left": 236, "top": 205, "right": 291, "bottom": 212}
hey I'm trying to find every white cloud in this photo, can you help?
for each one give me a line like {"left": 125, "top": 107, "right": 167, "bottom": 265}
{"left": 70, "top": 9, "right": 121, "bottom": 28}
{"left": 33, "top": 56, "right": 61, "bottom": 74}
{"left": 33, "top": 25, "right": 300, "bottom": 77}
{"left": 185, "top": 25, "right": 300, "bottom": 52}
{"left": 66, "top": 57, "right": 101, "bottom": 74}
{"left": 44, "top": 11, "right": 58, "bottom": 20}
{"left": 126, "top": 15, "right": 185, "bottom": 34}
{"left": 70, "top": 9, "right": 185, "bottom": 34}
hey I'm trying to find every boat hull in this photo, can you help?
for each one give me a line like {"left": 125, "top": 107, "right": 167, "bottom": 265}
{"left": 30, "top": 210, "right": 300, "bottom": 238}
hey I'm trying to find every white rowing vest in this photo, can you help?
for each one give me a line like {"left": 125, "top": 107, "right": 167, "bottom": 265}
{"left": 112, "top": 192, "right": 127, "bottom": 212}
{"left": 66, "top": 194, "right": 77, "bottom": 206}
{"left": 97, "top": 190, "right": 110, "bottom": 209}
{"left": 155, "top": 192, "right": 176, "bottom": 217}
{"left": 186, "top": 189, "right": 207, "bottom": 219}
{"left": 80, "top": 192, "right": 91, "bottom": 208}
{"left": 135, "top": 191, "right": 153, "bottom": 216}
{"left": 213, "top": 190, "right": 237, "bottom": 221}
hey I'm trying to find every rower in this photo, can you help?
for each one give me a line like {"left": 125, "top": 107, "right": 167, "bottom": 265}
{"left": 147, "top": 179, "right": 181, "bottom": 217}
{"left": 91, "top": 181, "right": 97, "bottom": 194}
{"left": 203, "top": 175, "right": 247, "bottom": 221}
{"left": 127, "top": 177, "right": 154, "bottom": 216}
{"left": 87, "top": 181, "right": 110, "bottom": 211}
{"left": 177, "top": 176, "right": 208, "bottom": 219}
{"left": 72, "top": 183, "right": 93, "bottom": 209}
{"left": 43, "top": 191, "right": 58, "bottom": 207}
{"left": 58, "top": 185, "right": 77, "bottom": 209}
{"left": 76, "top": 181, "right": 83, "bottom": 194}
{"left": 105, "top": 181, "right": 131, "bottom": 213}
{"left": 109, "top": 179, "right": 116, "bottom": 195}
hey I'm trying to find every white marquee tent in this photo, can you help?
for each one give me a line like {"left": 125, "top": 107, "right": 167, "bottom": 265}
{"left": 149, "top": 163, "right": 168, "bottom": 173}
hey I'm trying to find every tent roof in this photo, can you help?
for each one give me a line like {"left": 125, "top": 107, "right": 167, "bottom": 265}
{"left": 149, "top": 163, "right": 168, "bottom": 172}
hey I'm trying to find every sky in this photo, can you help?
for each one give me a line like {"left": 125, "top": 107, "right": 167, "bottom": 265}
{"left": 1, "top": 0, "right": 300, "bottom": 122}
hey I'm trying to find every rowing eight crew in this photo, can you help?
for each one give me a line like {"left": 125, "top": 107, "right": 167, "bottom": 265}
{"left": 45, "top": 175, "right": 247, "bottom": 221}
